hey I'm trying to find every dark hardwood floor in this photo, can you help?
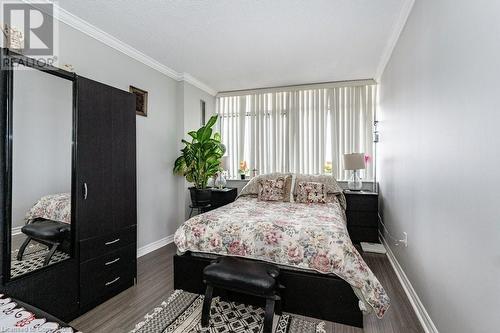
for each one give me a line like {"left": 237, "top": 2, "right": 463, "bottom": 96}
{"left": 71, "top": 243, "right": 424, "bottom": 333}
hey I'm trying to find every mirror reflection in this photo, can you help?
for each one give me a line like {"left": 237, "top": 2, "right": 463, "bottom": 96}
{"left": 10, "top": 64, "right": 73, "bottom": 278}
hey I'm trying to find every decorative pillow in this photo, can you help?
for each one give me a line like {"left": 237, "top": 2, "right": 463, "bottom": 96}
{"left": 258, "top": 177, "right": 288, "bottom": 201}
{"left": 240, "top": 172, "right": 292, "bottom": 197}
{"left": 296, "top": 181, "right": 327, "bottom": 204}
{"left": 283, "top": 176, "right": 294, "bottom": 202}
{"left": 293, "top": 174, "right": 343, "bottom": 196}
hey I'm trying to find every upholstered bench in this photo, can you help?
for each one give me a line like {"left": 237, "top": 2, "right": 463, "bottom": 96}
{"left": 202, "top": 257, "right": 281, "bottom": 333}
{"left": 17, "top": 219, "right": 70, "bottom": 266}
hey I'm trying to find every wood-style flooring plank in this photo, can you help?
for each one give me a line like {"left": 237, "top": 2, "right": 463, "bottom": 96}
{"left": 71, "top": 244, "right": 424, "bottom": 333}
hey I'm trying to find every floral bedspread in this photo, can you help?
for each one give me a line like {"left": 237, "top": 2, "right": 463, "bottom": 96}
{"left": 174, "top": 196, "right": 390, "bottom": 318}
{"left": 25, "top": 193, "right": 71, "bottom": 224}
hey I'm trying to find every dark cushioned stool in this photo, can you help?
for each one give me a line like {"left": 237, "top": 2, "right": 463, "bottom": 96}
{"left": 17, "top": 220, "right": 70, "bottom": 266}
{"left": 202, "top": 257, "right": 281, "bottom": 333}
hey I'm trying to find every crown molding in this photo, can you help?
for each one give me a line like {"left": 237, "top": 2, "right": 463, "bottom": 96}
{"left": 181, "top": 73, "right": 218, "bottom": 96}
{"left": 375, "top": 0, "right": 415, "bottom": 81}
{"left": 22, "top": 0, "right": 218, "bottom": 96}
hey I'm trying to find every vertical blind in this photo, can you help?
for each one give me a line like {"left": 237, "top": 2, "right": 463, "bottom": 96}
{"left": 216, "top": 84, "right": 376, "bottom": 180}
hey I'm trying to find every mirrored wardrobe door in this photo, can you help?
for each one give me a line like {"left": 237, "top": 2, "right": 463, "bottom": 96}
{"left": 9, "top": 64, "right": 73, "bottom": 279}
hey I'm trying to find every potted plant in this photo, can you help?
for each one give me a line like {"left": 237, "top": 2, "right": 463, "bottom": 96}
{"left": 173, "top": 115, "right": 226, "bottom": 206}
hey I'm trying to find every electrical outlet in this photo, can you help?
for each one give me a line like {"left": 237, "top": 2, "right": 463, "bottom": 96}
{"left": 402, "top": 232, "right": 408, "bottom": 247}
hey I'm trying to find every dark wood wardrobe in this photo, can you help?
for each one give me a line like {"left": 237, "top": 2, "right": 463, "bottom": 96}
{"left": 0, "top": 49, "right": 137, "bottom": 321}
{"left": 76, "top": 77, "right": 137, "bottom": 313}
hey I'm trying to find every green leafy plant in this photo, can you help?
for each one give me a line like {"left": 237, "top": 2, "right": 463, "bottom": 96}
{"left": 173, "top": 115, "right": 226, "bottom": 189}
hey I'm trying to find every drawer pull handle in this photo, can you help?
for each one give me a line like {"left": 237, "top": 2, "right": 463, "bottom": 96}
{"left": 105, "top": 277, "right": 120, "bottom": 286}
{"left": 104, "top": 238, "right": 120, "bottom": 246}
{"left": 105, "top": 258, "right": 120, "bottom": 266}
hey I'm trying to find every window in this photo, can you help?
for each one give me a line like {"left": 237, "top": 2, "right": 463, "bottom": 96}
{"left": 216, "top": 84, "right": 376, "bottom": 180}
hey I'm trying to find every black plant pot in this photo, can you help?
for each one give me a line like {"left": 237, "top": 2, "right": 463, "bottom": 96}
{"left": 189, "top": 187, "right": 212, "bottom": 206}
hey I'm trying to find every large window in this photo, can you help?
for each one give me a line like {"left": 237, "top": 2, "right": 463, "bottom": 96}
{"left": 216, "top": 82, "right": 376, "bottom": 180}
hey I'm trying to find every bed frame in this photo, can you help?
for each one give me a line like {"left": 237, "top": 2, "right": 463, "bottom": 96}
{"left": 174, "top": 252, "right": 363, "bottom": 328}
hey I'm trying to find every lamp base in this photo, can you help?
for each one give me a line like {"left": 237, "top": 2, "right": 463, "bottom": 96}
{"left": 347, "top": 170, "right": 363, "bottom": 191}
{"left": 214, "top": 171, "right": 227, "bottom": 189}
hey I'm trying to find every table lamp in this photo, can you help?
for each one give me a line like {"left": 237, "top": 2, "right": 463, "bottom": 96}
{"left": 215, "top": 156, "right": 228, "bottom": 189}
{"left": 344, "top": 153, "right": 365, "bottom": 191}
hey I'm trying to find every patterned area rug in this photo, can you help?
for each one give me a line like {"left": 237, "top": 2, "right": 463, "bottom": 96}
{"left": 131, "top": 290, "right": 325, "bottom": 333}
{"left": 11, "top": 243, "right": 70, "bottom": 278}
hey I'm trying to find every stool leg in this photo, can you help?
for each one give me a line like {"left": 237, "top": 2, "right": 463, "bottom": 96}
{"left": 201, "top": 284, "right": 214, "bottom": 327}
{"left": 189, "top": 207, "right": 194, "bottom": 218}
{"left": 43, "top": 242, "right": 59, "bottom": 266}
{"left": 17, "top": 237, "right": 32, "bottom": 261}
{"left": 263, "top": 298, "right": 275, "bottom": 333}
{"left": 275, "top": 295, "right": 282, "bottom": 316}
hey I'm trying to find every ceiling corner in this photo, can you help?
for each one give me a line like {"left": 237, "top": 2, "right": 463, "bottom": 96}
{"left": 181, "top": 73, "right": 218, "bottom": 96}
{"left": 29, "top": 0, "right": 218, "bottom": 96}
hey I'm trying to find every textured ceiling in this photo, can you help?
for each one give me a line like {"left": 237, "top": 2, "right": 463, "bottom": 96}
{"left": 58, "top": 0, "right": 406, "bottom": 92}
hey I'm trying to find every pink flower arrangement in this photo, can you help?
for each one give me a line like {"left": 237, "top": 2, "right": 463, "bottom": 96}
{"left": 239, "top": 160, "right": 248, "bottom": 174}
{"left": 364, "top": 154, "right": 371, "bottom": 165}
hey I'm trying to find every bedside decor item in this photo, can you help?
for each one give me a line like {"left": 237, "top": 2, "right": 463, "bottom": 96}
{"left": 252, "top": 168, "right": 258, "bottom": 177}
{"left": 344, "top": 153, "right": 365, "bottom": 191}
{"left": 324, "top": 161, "right": 333, "bottom": 174}
{"left": 239, "top": 160, "right": 248, "bottom": 179}
{"left": 214, "top": 156, "right": 228, "bottom": 189}
{"left": 174, "top": 115, "right": 225, "bottom": 206}
{"left": 129, "top": 85, "right": 148, "bottom": 117}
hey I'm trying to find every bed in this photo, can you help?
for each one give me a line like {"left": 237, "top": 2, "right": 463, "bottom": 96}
{"left": 24, "top": 192, "right": 71, "bottom": 224}
{"left": 173, "top": 173, "right": 390, "bottom": 327}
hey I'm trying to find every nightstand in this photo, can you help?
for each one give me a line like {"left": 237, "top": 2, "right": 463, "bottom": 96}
{"left": 209, "top": 187, "right": 238, "bottom": 210}
{"left": 344, "top": 190, "right": 379, "bottom": 243}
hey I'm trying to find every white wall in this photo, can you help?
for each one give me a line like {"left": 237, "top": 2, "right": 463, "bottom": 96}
{"left": 378, "top": 1, "right": 500, "bottom": 332}
{"left": 12, "top": 67, "right": 72, "bottom": 228}
{"left": 57, "top": 22, "right": 183, "bottom": 248}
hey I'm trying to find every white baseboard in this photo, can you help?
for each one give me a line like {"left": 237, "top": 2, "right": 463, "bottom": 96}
{"left": 11, "top": 226, "right": 22, "bottom": 236}
{"left": 137, "top": 234, "right": 175, "bottom": 258}
{"left": 380, "top": 232, "right": 439, "bottom": 333}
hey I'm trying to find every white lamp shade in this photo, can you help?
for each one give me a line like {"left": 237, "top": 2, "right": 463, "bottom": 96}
{"left": 220, "top": 156, "right": 229, "bottom": 170}
{"left": 344, "top": 153, "right": 365, "bottom": 170}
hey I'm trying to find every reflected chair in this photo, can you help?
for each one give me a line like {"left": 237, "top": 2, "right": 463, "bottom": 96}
{"left": 17, "top": 219, "right": 70, "bottom": 266}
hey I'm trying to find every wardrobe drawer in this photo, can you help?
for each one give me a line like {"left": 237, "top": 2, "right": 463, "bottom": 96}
{"left": 79, "top": 226, "right": 136, "bottom": 261}
{"left": 80, "top": 243, "right": 136, "bottom": 271}
{"left": 80, "top": 246, "right": 136, "bottom": 307}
